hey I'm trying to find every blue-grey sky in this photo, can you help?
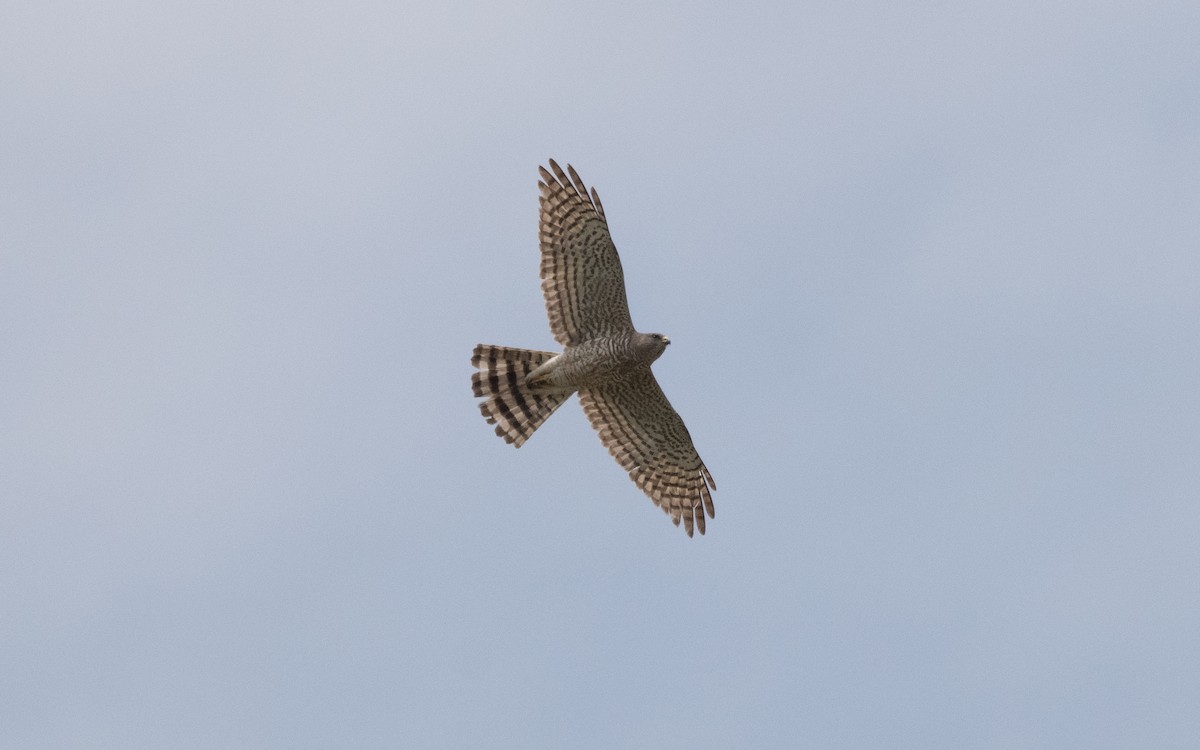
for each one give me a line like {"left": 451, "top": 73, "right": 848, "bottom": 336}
{"left": 3, "top": 2, "right": 1199, "bottom": 748}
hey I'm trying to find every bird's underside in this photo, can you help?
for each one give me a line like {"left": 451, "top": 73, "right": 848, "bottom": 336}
{"left": 471, "top": 160, "right": 715, "bottom": 536}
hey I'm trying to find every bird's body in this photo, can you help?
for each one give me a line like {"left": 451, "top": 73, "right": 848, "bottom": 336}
{"left": 526, "top": 332, "right": 669, "bottom": 391}
{"left": 471, "top": 160, "right": 715, "bottom": 536}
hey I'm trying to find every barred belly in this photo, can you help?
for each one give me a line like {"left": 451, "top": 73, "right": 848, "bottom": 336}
{"left": 534, "top": 335, "right": 641, "bottom": 389}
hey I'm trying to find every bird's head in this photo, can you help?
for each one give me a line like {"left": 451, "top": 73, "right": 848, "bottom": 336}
{"left": 633, "top": 332, "right": 671, "bottom": 364}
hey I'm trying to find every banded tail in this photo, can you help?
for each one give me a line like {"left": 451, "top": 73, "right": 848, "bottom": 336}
{"left": 471, "top": 344, "right": 572, "bottom": 447}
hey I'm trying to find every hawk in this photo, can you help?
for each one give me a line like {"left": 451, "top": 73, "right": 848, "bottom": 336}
{"left": 471, "top": 160, "right": 716, "bottom": 536}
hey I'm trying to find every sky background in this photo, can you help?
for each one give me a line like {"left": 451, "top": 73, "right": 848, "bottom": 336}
{"left": 3, "top": 1, "right": 1199, "bottom": 748}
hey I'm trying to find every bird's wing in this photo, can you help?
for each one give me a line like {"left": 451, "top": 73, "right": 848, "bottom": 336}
{"left": 537, "top": 160, "right": 635, "bottom": 347}
{"left": 578, "top": 368, "right": 715, "bottom": 536}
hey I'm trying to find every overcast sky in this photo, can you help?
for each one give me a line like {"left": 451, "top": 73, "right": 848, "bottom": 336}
{"left": 3, "top": 1, "right": 1199, "bottom": 748}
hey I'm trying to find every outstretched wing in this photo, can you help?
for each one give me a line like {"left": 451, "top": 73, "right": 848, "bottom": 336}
{"left": 577, "top": 369, "right": 716, "bottom": 537}
{"left": 538, "top": 160, "right": 635, "bottom": 347}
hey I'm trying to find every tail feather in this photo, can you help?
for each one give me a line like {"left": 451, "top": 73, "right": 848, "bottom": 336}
{"left": 471, "top": 344, "right": 571, "bottom": 447}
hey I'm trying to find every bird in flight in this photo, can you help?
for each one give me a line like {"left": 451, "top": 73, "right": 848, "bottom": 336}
{"left": 471, "top": 160, "right": 716, "bottom": 536}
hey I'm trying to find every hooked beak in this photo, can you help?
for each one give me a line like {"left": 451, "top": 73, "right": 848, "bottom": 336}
{"left": 663, "top": 336, "right": 671, "bottom": 346}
